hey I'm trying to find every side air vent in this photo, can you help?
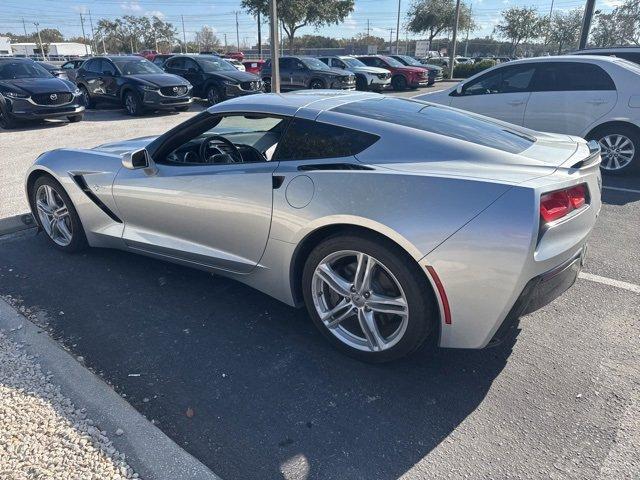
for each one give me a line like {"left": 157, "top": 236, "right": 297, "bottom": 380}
{"left": 71, "top": 175, "right": 123, "bottom": 223}
{"left": 297, "top": 163, "right": 375, "bottom": 172}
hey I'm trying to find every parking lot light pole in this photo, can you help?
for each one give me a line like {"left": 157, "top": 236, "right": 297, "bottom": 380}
{"left": 269, "top": 0, "right": 281, "bottom": 93}
{"left": 448, "top": 0, "right": 461, "bottom": 79}
{"left": 34, "top": 22, "right": 46, "bottom": 61}
{"left": 579, "top": 0, "right": 596, "bottom": 49}
{"left": 395, "top": 0, "right": 401, "bottom": 54}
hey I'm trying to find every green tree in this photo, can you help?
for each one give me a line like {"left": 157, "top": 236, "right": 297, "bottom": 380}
{"left": 241, "top": 0, "right": 355, "bottom": 51}
{"left": 547, "top": 8, "right": 583, "bottom": 54}
{"left": 495, "top": 7, "right": 544, "bottom": 55}
{"left": 407, "top": 0, "right": 475, "bottom": 48}
{"left": 96, "top": 15, "right": 176, "bottom": 53}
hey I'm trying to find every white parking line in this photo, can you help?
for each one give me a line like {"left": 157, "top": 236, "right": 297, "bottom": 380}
{"left": 579, "top": 272, "right": 640, "bottom": 294}
{"left": 603, "top": 186, "right": 640, "bottom": 194}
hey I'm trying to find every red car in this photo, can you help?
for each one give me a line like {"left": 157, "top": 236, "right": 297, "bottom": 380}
{"left": 138, "top": 50, "right": 158, "bottom": 61}
{"left": 356, "top": 55, "right": 428, "bottom": 90}
{"left": 242, "top": 59, "right": 266, "bottom": 74}
{"left": 225, "top": 51, "right": 245, "bottom": 61}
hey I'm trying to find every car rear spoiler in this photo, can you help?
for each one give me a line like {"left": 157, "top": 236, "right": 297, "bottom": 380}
{"left": 569, "top": 140, "right": 601, "bottom": 170}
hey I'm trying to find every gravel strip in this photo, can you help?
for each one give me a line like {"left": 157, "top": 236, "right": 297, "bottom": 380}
{"left": 0, "top": 331, "right": 138, "bottom": 480}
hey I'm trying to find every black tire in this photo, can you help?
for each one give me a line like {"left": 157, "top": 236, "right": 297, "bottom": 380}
{"left": 587, "top": 124, "right": 639, "bottom": 175}
{"left": 0, "top": 104, "right": 17, "bottom": 129}
{"left": 309, "top": 78, "right": 325, "bottom": 89}
{"left": 174, "top": 105, "right": 190, "bottom": 112}
{"left": 302, "top": 234, "right": 437, "bottom": 363}
{"left": 355, "top": 74, "right": 368, "bottom": 91}
{"left": 31, "top": 175, "right": 87, "bottom": 253}
{"left": 123, "top": 90, "right": 144, "bottom": 116}
{"left": 205, "top": 85, "right": 224, "bottom": 105}
{"left": 391, "top": 75, "right": 408, "bottom": 91}
{"left": 78, "top": 85, "right": 94, "bottom": 109}
{"left": 67, "top": 114, "right": 83, "bottom": 123}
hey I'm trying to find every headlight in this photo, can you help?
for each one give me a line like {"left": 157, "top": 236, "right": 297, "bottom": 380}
{"left": 73, "top": 88, "right": 81, "bottom": 96}
{"left": 3, "top": 91, "right": 29, "bottom": 99}
{"left": 141, "top": 85, "right": 159, "bottom": 91}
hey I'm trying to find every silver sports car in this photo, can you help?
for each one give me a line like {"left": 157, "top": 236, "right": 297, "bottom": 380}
{"left": 25, "top": 91, "right": 602, "bottom": 362}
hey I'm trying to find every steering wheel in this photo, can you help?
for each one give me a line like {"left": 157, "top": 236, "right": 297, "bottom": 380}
{"left": 198, "top": 135, "right": 243, "bottom": 164}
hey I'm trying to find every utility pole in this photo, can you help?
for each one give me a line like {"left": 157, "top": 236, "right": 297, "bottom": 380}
{"left": 269, "top": 0, "right": 281, "bottom": 93}
{"left": 448, "top": 0, "right": 461, "bottom": 79}
{"left": 257, "top": 11, "right": 262, "bottom": 58}
{"left": 544, "top": 0, "right": 555, "bottom": 47}
{"left": 88, "top": 10, "right": 96, "bottom": 55}
{"left": 235, "top": 12, "right": 241, "bottom": 52}
{"left": 22, "top": 17, "right": 28, "bottom": 37}
{"left": 224, "top": 33, "right": 228, "bottom": 54}
{"left": 387, "top": 28, "right": 394, "bottom": 53}
{"left": 578, "top": 0, "right": 595, "bottom": 49}
{"left": 464, "top": 4, "right": 472, "bottom": 57}
{"left": 181, "top": 15, "right": 187, "bottom": 53}
{"left": 395, "top": 0, "right": 401, "bottom": 54}
{"left": 366, "top": 19, "right": 370, "bottom": 37}
{"left": 79, "top": 13, "right": 89, "bottom": 56}
{"left": 34, "top": 22, "right": 46, "bottom": 61}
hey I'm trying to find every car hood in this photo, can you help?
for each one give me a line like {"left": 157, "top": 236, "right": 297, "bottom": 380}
{"left": 316, "top": 68, "right": 353, "bottom": 77}
{"left": 0, "top": 77, "right": 74, "bottom": 95}
{"left": 349, "top": 66, "right": 389, "bottom": 75}
{"left": 208, "top": 70, "right": 260, "bottom": 83}
{"left": 127, "top": 73, "right": 189, "bottom": 87}
{"left": 93, "top": 136, "right": 158, "bottom": 155}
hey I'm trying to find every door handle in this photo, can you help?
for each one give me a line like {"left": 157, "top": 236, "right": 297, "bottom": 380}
{"left": 587, "top": 99, "right": 606, "bottom": 105}
{"left": 508, "top": 100, "right": 525, "bottom": 106}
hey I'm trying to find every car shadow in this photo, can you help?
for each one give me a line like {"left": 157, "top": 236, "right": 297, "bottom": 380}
{"left": 0, "top": 234, "right": 516, "bottom": 480}
{"left": 601, "top": 174, "right": 640, "bottom": 206}
{"left": 81, "top": 103, "right": 206, "bottom": 122}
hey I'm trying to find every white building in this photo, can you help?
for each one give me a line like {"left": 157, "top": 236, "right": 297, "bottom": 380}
{"left": 11, "top": 42, "right": 91, "bottom": 57}
{"left": 0, "top": 36, "right": 11, "bottom": 56}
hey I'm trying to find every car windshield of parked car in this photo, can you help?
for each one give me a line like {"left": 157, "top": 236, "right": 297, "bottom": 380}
{"left": 397, "top": 55, "right": 422, "bottom": 66}
{"left": 111, "top": 58, "right": 163, "bottom": 75}
{"left": 341, "top": 57, "right": 367, "bottom": 68}
{"left": 0, "top": 61, "right": 52, "bottom": 79}
{"left": 376, "top": 56, "right": 402, "bottom": 68}
{"left": 334, "top": 97, "right": 535, "bottom": 154}
{"left": 197, "top": 57, "right": 237, "bottom": 72}
{"left": 301, "top": 58, "right": 332, "bottom": 71}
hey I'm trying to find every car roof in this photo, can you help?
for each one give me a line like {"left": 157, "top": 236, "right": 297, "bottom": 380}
{"left": 104, "top": 56, "right": 145, "bottom": 61}
{"left": 0, "top": 57, "right": 33, "bottom": 63}
{"left": 208, "top": 90, "right": 381, "bottom": 117}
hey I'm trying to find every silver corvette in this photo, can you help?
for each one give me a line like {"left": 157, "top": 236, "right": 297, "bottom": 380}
{"left": 25, "top": 91, "right": 602, "bottom": 362}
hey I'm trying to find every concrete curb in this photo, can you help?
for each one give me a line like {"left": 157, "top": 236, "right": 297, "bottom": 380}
{"left": 0, "top": 213, "right": 36, "bottom": 236}
{"left": 0, "top": 298, "right": 221, "bottom": 480}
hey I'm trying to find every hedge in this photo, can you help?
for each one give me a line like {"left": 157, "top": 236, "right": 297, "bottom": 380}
{"left": 452, "top": 60, "right": 497, "bottom": 78}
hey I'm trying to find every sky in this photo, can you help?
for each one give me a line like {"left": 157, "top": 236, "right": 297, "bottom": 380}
{"left": 0, "top": 0, "right": 619, "bottom": 47}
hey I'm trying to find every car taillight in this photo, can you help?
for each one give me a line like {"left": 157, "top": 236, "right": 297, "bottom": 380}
{"left": 540, "top": 184, "right": 588, "bottom": 223}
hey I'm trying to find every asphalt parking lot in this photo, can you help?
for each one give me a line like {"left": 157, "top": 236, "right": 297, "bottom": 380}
{"left": 1, "top": 88, "right": 639, "bottom": 479}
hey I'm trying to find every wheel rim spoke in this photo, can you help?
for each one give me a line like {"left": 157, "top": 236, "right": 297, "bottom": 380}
{"left": 316, "top": 263, "right": 352, "bottom": 297}
{"left": 35, "top": 184, "right": 73, "bottom": 246}
{"left": 358, "top": 309, "right": 385, "bottom": 351}
{"left": 366, "top": 294, "right": 408, "bottom": 316}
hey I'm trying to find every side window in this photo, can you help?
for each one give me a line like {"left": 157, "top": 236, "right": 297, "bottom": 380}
{"left": 294, "top": 59, "right": 305, "bottom": 70}
{"left": 62, "top": 62, "right": 74, "bottom": 70}
{"left": 184, "top": 58, "right": 199, "bottom": 71}
{"left": 333, "top": 59, "right": 346, "bottom": 69}
{"left": 83, "top": 59, "right": 100, "bottom": 74}
{"left": 276, "top": 118, "right": 379, "bottom": 161}
{"left": 152, "top": 57, "right": 164, "bottom": 66}
{"left": 101, "top": 60, "right": 117, "bottom": 75}
{"left": 166, "top": 57, "right": 184, "bottom": 70}
{"left": 532, "top": 62, "right": 615, "bottom": 91}
{"left": 358, "top": 57, "right": 373, "bottom": 67}
{"left": 279, "top": 58, "right": 293, "bottom": 70}
{"left": 462, "top": 65, "right": 535, "bottom": 95}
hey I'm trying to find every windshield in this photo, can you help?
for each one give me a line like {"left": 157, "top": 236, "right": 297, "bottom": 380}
{"left": 112, "top": 58, "right": 163, "bottom": 75}
{"left": 302, "top": 57, "right": 331, "bottom": 70}
{"left": 380, "top": 56, "right": 405, "bottom": 68}
{"left": 198, "top": 57, "right": 237, "bottom": 72}
{"left": 341, "top": 57, "right": 367, "bottom": 68}
{"left": 0, "top": 61, "right": 53, "bottom": 80}
{"left": 397, "top": 55, "right": 422, "bottom": 66}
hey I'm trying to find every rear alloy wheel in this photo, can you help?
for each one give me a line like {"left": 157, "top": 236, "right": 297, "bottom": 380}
{"left": 123, "top": 90, "right": 143, "bottom": 116}
{"left": 309, "top": 79, "right": 325, "bottom": 89}
{"left": 303, "top": 235, "right": 436, "bottom": 362}
{"left": 31, "top": 176, "right": 87, "bottom": 252}
{"left": 594, "top": 127, "right": 638, "bottom": 174}
{"left": 206, "top": 86, "right": 223, "bottom": 105}
{"left": 0, "top": 106, "right": 16, "bottom": 129}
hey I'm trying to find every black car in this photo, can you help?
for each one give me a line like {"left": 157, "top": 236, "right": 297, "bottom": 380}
{"left": 60, "top": 59, "right": 87, "bottom": 83}
{"left": 0, "top": 58, "right": 84, "bottom": 129}
{"left": 163, "top": 55, "right": 262, "bottom": 105}
{"left": 37, "top": 62, "right": 67, "bottom": 80}
{"left": 75, "top": 56, "right": 192, "bottom": 116}
{"left": 152, "top": 54, "right": 174, "bottom": 68}
{"left": 260, "top": 56, "right": 356, "bottom": 92}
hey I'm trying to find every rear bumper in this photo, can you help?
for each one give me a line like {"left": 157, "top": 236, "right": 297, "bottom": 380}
{"left": 487, "top": 248, "right": 584, "bottom": 347}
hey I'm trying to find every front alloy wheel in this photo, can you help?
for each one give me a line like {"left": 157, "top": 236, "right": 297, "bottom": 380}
{"left": 206, "top": 86, "right": 222, "bottom": 105}
{"left": 311, "top": 250, "right": 409, "bottom": 352}
{"left": 35, "top": 184, "right": 74, "bottom": 247}
{"left": 599, "top": 134, "right": 635, "bottom": 172}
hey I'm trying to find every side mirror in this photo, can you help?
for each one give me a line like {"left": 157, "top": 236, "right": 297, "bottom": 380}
{"left": 122, "top": 148, "right": 151, "bottom": 170}
{"left": 455, "top": 83, "right": 464, "bottom": 95}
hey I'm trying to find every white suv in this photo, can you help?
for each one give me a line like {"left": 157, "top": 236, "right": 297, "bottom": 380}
{"left": 416, "top": 56, "right": 640, "bottom": 174}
